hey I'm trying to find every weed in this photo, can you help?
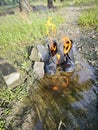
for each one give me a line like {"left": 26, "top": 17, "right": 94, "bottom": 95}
{"left": 78, "top": 7, "right": 98, "bottom": 29}
{"left": 0, "top": 120, "right": 5, "bottom": 130}
{"left": 21, "top": 60, "right": 30, "bottom": 71}
{"left": 73, "top": 0, "right": 98, "bottom": 6}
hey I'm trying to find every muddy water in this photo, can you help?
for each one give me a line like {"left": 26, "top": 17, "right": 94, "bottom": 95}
{"left": 29, "top": 82, "right": 98, "bottom": 130}
{"left": 27, "top": 46, "right": 98, "bottom": 130}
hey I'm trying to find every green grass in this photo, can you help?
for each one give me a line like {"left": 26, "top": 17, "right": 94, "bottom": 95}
{"left": 0, "top": 12, "right": 64, "bottom": 47}
{"left": 0, "top": 85, "right": 29, "bottom": 130}
{"left": 0, "top": 10, "right": 64, "bottom": 83}
{"left": 73, "top": 0, "right": 98, "bottom": 6}
{"left": 78, "top": 7, "right": 98, "bottom": 29}
{"left": 53, "top": 0, "right": 98, "bottom": 7}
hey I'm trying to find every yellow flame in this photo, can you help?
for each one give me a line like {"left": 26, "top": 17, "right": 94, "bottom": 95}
{"left": 46, "top": 17, "right": 56, "bottom": 37}
{"left": 56, "top": 53, "right": 61, "bottom": 64}
{"left": 56, "top": 53, "right": 60, "bottom": 61}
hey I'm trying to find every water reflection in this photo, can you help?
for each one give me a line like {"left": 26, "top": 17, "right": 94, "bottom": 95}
{"left": 28, "top": 78, "right": 97, "bottom": 129}
{"left": 28, "top": 46, "right": 98, "bottom": 130}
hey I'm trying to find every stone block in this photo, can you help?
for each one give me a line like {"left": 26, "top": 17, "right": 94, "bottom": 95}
{"left": 33, "top": 62, "right": 44, "bottom": 78}
{"left": 0, "top": 72, "right": 7, "bottom": 88}
{"left": 29, "top": 45, "right": 49, "bottom": 63}
{"left": 0, "top": 57, "right": 20, "bottom": 88}
{"left": 29, "top": 47, "right": 41, "bottom": 62}
{"left": 4, "top": 72, "right": 20, "bottom": 87}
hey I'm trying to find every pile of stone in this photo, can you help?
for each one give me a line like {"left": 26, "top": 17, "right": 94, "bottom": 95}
{"left": 29, "top": 38, "right": 75, "bottom": 79}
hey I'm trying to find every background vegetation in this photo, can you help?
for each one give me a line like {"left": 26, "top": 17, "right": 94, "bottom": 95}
{"left": 78, "top": 7, "right": 98, "bottom": 29}
{"left": 0, "top": 0, "right": 97, "bottom": 47}
{"left": 73, "top": 0, "right": 97, "bottom": 6}
{"left": 0, "top": 13, "right": 64, "bottom": 46}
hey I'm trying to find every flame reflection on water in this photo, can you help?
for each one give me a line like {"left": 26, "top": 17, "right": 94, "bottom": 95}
{"left": 32, "top": 43, "right": 97, "bottom": 130}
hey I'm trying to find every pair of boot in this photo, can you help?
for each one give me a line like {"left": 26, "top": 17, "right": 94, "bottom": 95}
{"left": 45, "top": 38, "right": 75, "bottom": 75}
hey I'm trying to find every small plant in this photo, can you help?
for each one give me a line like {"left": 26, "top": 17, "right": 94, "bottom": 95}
{"left": 21, "top": 61, "right": 29, "bottom": 71}
{"left": 0, "top": 120, "right": 5, "bottom": 130}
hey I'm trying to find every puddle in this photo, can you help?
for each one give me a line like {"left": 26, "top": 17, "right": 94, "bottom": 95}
{"left": 30, "top": 44, "right": 98, "bottom": 130}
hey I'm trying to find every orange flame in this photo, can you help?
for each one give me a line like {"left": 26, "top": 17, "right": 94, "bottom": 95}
{"left": 50, "top": 40, "right": 57, "bottom": 56}
{"left": 62, "top": 36, "right": 72, "bottom": 55}
{"left": 62, "top": 78, "right": 69, "bottom": 88}
{"left": 62, "top": 36, "right": 70, "bottom": 43}
{"left": 52, "top": 86, "right": 59, "bottom": 91}
{"left": 50, "top": 41, "right": 57, "bottom": 52}
{"left": 52, "top": 77, "right": 70, "bottom": 91}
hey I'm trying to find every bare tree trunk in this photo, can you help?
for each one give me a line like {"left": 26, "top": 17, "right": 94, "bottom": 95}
{"left": 19, "top": 0, "right": 32, "bottom": 23}
{"left": 19, "top": 0, "right": 32, "bottom": 13}
{"left": 47, "top": 0, "right": 53, "bottom": 9}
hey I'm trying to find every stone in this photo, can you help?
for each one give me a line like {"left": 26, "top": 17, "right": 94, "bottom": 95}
{"left": 4, "top": 72, "right": 20, "bottom": 87}
{"left": 0, "top": 62, "right": 17, "bottom": 76}
{"left": 0, "top": 72, "right": 7, "bottom": 88}
{"left": 0, "top": 57, "right": 20, "bottom": 88}
{"left": 37, "top": 44, "right": 49, "bottom": 63}
{"left": 29, "top": 45, "right": 49, "bottom": 63}
{"left": 33, "top": 62, "right": 44, "bottom": 78}
{"left": 29, "top": 47, "right": 41, "bottom": 62}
